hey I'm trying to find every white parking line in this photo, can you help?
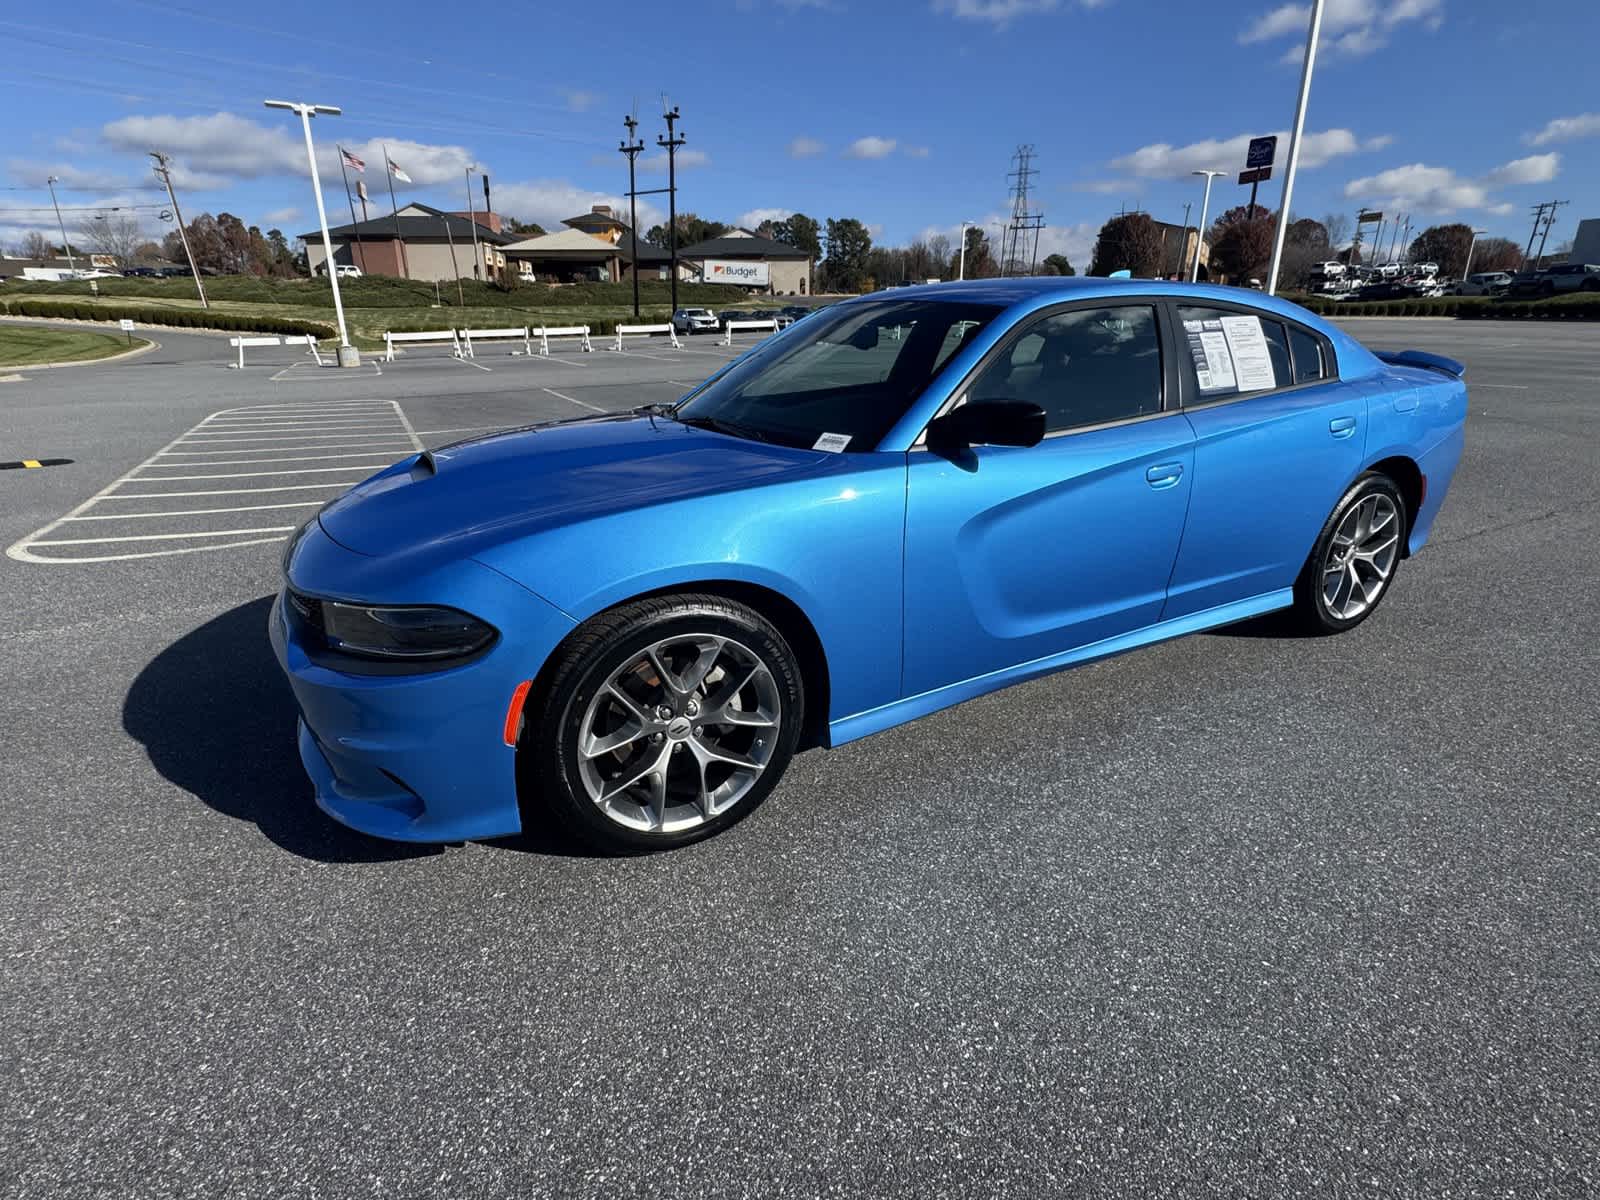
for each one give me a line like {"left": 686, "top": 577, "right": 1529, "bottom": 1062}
{"left": 542, "top": 387, "right": 607, "bottom": 413}
{"left": 7, "top": 399, "right": 421, "bottom": 565}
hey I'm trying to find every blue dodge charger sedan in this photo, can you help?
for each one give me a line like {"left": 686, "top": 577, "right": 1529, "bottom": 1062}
{"left": 271, "top": 278, "right": 1467, "bottom": 851}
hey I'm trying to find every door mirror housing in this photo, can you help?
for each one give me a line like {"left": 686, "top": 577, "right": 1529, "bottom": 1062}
{"left": 927, "top": 400, "right": 1046, "bottom": 449}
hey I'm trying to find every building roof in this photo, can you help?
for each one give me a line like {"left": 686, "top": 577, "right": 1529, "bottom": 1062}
{"left": 299, "top": 203, "right": 512, "bottom": 245}
{"left": 616, "top": 231, "right": 672, "bottom": 264}
{"left": 675, "top": 231, "right": 810, "bottom": 260}
{"left": 563, "top": 207, "right": 629, "bottom": 232}
{"left": 502, "top": 228, "right": 620, "bottom": 257}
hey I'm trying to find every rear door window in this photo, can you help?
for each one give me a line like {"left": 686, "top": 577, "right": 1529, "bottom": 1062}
{"left": 1177, "top": 306, "right": 1291, "bottom": 400}
{"left": 1287, "top": 325, "right": 1325, "bottom": 384}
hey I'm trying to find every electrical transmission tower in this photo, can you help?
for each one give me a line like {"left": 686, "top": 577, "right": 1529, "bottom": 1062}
{"left": 1001, "top": 145, "right": 1045, "bottom": 276}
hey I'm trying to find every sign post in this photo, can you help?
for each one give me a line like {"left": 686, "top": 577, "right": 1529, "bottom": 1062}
{"left": 1244, "top": 136, "right": 1278, "bottom": 220}
{"left": 118, "top": 318, "right": 135, "bottom": 346}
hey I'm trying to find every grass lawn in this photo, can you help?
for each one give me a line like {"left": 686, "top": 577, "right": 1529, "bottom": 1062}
{"left": 0, "top": 325, "right": 145, "bottom": 368}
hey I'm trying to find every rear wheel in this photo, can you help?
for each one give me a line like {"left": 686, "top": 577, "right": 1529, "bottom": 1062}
{"left": 1292, "top": 472, "right": 1407, "bottom": 635}
{"left": 524, "top": 594, "right": 803, "bottom": 852}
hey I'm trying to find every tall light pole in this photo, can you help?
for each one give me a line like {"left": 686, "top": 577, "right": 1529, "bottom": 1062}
{"left": 464, "top": 164, "right": 482, "bottom": 281}
{"left": 1190, "top": 170, "right": 1225, "bottom": 282}
{"left": 619, "top": 115, "right": 645, "bottom": 318}
{"left": 957, "top": 220, "right": 975, "bottom": 280}
{"left": 1460, "top": 227, "right": 1487, "bottom": 281}
{"left": 265, "top": 99, "right": 357, "bottom": 366}
{"left": 45, "top": 175, "right": 77, "bottom": 275}
{"left": 1266, "top": 0, "right": 1324, "bottom": 295}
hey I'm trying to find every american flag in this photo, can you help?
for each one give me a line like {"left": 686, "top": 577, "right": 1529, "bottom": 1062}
{"left": 340, "top": 147, "right": 365, "bottom": 172}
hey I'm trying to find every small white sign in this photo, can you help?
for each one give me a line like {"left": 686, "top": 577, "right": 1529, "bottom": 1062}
{"left": 1184, "top": 319, "right": 1236, "bottom": 393}
{"left": 1219, "top": 315, "right": 1277, "bottom": 392}
{"left": 812, "top": 432, "right": 851, "bottom": 453}
{"left": 118, "top": 319, "right": 136, "bottom": 332}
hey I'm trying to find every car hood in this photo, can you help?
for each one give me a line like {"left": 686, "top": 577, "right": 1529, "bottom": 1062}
{"left": 317, "top": 414, "right": 822, "bottom": 558}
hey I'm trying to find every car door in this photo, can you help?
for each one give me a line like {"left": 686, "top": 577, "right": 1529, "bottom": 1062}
{"left": 1162, "top": 302, "right": 1367, "bottom": 620}
{"left": 901, "top": 301, "right": 1195, "bottom": 699}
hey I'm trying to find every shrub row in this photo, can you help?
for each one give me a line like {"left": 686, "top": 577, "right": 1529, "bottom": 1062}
{"left": 0, "top": 298, "right": 336, "bottom": 337}
{"left": 1293, "top": 293, "right": 1600, "bottom": 320}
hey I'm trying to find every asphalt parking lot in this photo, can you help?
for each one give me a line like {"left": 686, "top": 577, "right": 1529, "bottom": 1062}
{"left": 2, "top": 315, "right": 1597, "bottom": 1197}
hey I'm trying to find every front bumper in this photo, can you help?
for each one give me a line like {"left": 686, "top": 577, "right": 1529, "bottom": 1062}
{"left": 268, "top": 523, "right": 577, "bottom": 843}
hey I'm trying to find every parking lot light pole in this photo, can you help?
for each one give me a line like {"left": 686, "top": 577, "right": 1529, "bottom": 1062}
{"left": 265, "top": 99, "right": 357, "bottom": 366}
{"left": 1460, "top": 228, "right": 1487, "bottom": 281}
{"left": 958, "top": 220, "right": 974, "bottom": 280}
{"left": 1266, "top": 0, "right": 1324, "bottom": 296}
{"left": 44, "top": 176, "right": 77, "bottom": 275}
{"left": 1190, "top": 171, "right": 1224, "bottom": 282}
{"left": 465, "top": 165, "right": 482, "bottom": 281}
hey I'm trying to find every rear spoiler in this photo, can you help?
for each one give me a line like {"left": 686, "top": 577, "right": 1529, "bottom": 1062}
{"left": 1375, "top": 349, "right": 1466, "bottom": 379}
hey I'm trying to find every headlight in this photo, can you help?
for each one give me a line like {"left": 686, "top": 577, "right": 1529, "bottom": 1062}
{"left": 290, "top": 591, "right": 498, "bottom": 663}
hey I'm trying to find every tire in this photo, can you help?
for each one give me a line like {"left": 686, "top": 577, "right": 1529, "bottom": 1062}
{"left": 522, "top": 593, "right": 804, "bottom": 852}
{"left": 1291, "top": 472, "right": 1407, "bottom": 635}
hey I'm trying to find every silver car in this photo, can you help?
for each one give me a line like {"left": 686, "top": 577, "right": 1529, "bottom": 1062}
{"left": 671, "top": 307, "right": 719, "bottom": 335}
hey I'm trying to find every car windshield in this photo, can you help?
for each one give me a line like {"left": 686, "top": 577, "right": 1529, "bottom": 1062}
{"left": 674, "top": 298, "right": 1002, "bottom": 452}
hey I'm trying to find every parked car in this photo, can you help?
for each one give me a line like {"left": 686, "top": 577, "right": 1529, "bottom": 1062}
{"left": 271, "top": 278, "right": 1467, "bottom": 852}
{"left": 1355, "top": 281, "right": 1421, "bottom": 301}
{"left": 1508, "top": 263, "right": 1600, "bottom": 296}
{"left": 156, "top": 266, "right": 190, "bottom": 278}
{"left": 1449, "top": 272, "right": 1513, "bottom": 296}
{"left": 671, "top": 307, "right": 719, "bottom": 335}
{"left": 121, "top": 267, "right": 160, "bottom": 278}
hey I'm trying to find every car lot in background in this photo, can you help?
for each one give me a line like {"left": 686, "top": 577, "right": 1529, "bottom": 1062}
{"left": 3, "top": 315, "right": 1597, "bottom": 1195}
{"left": 1450, "top": 271, "right": 1513, "bottom": 296}
{"left": 1507, "top": 262, "right": 1600, "bottom": 297}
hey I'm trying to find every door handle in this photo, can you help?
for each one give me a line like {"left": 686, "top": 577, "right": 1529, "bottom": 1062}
{"left": 1145, "top": 462, "right": 1184, "bottom": 489}
{"left": 1329, "top": 416, "right": 1357, "bottom": 438}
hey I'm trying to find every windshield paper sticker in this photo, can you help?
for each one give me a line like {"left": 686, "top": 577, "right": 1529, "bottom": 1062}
{"left": 813, "top": 432, "right": 852, "bottom": 453}
{"left": 1219, "top": 315, "right": 1277, "bottom": 392}
{"left": 1183, "top": 318, "right": 1236, "bottom": 393}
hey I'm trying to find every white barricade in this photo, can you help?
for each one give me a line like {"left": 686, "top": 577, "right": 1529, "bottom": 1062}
{"left": 298, "top": 334, "right": 325, "bottom": 366}
{"left": 532, "top": 325, "right": 594, "bottom": 355}
{"left": 610, "top": 323, "right": 682, "bottom": 351}
{"left": 721, "top": 318, "right": 779, "bottom": 346}
{"left": 228, "top": 335, "right": 281, "bottom": 369}
{"left": 461, "top": 326, "right": 531, "bottom": 358}
{"left": 384, "top": 329, "right": 463, "bottom": 361}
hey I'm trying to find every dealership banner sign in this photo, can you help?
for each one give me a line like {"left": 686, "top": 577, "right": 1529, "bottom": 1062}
{"left": 703, "top": 260, "right": 770, "bottom": 286}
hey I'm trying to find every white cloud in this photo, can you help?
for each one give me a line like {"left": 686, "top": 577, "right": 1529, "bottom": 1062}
{"left": 1483, "top": 153, "right": 1559, "bottom": 186}
{"left": 903, "top": 144, "right": 931, "bottom": 158}
{"left": 739, "top": 207, "right": 794, "bottom": 228}
{"left": 1364, "top": 134, "right": 1395, "bottom": 151}
{"left": 638, "top": 148, "right": 711, "bottom": 173}
{"left": 563, "top": 90, "right": 600, "bottom": 113}
{"left": 933, "top": 0, "right": 1061, "bottom": 26}
{"left": 491, "top": 179, "right": 663, "bottom": 234}
{"left": 1525, "top": 112, "right": 1600, "bottom": 147}
{"left": 788, "top": 136, "right": 825, "bottom": 158}
{"left": 1242, "top": 0, "right": 1442, "bottom": 56}
{"left": 1110, "top": 127, "right": 1374, "bottom": 179}
{"left": 844, "top": 136, "right": 897, "bottom": 159}
{"left": 100, "top": 112, "right": 476, "bottom": 187}
{"left": 262, "top": 206, "right": 300, "bottom": 225}
{"left": 1070, "top": 178, "right": 1138, "bottom": 194}
{"left": 6, "top": 160, "right": 143, "bottom": 192}
{"left": 1342, "top": 151, "right": 1549, "bottom": 216}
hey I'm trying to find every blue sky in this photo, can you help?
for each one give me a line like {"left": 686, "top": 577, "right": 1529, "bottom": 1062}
{"left": 3, "top": 0, "right": 1596, "bottom": 266}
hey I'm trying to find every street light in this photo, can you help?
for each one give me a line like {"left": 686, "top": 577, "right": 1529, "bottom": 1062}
{"left": 264, "top": 99, "right": 357, "bottom": 366}
{"left": 1266, "top": 0, "right": 1326, "bottom": 295}
{"left": 464, "top": 164, "right": 482, "bottom": 281}
{"left": 1460, "top": 227, "right": 1488, "bottom": 281}
{"left": 957, "top": 219, "right": 975, "bottom": 280}
{"left": 1190, "top": 170, "right": 1225, "bottom": 282}
{"left": 45, "top": 175, "right": 77, "bottom": 275}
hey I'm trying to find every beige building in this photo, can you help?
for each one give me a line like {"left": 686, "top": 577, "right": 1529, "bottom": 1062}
{"left": 301, "top": 203, "right": 512, "bottom": 282}
{"left": 675, "top": 228, "right": 814, "bottom": 295}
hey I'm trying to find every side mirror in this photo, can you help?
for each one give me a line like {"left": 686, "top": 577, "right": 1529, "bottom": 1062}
{"left": 927, "top": 400, "right": 1046, "bottom": 450}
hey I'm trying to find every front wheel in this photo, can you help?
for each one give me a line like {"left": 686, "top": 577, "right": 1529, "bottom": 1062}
{"left": 1291, "top": 472, "right": 1407, "bottom": 635}
{"left": 522, "top": 594, "right": 804, "bottom": 852}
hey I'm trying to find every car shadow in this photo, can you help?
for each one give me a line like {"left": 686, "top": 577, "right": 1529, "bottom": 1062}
{"left": 1205, "top": 610, "right": 1303, "bottom": 639}
{"left": 122, "top": 595, "right": 440, "bottom": 863}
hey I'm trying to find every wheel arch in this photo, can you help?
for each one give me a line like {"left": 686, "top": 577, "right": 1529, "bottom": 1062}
{"left": 1364, "top": 454, "right": 1424, "bottom": 555}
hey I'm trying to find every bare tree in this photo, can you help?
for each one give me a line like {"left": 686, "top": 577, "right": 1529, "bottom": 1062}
{"left": 927, "top": 233, "right": 952, "bottom": 279}
{"left": 77, "top": 213, "right": 147, "bottom": 264}
{"left": 20, "top": 230, "right": 54, "bottom": 259}
{"left": 1322, "top": 212, "right": 1352, "bottom": 250}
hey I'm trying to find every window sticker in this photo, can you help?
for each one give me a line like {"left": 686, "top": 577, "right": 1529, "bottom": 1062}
{"left": 812, "top": 432, "right": 852, "bottom": 453}
{"left": 1219, "top": 315, "right": 1277, "bottom": 392}
{"left": 1183, "top": 318, "right": 1236, "bottom": 394}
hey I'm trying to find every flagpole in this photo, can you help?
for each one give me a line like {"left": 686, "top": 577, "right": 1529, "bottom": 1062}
{"left": 384, "top": 145, "right": 409, "bottom": 280}
{"left": 337, "top": 147, "right": 366, "bottom": 275}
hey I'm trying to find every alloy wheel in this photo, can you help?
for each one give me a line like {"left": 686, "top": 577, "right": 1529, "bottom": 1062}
{"left": 1321, "top": 493, "right": 1400, "bottom": 620}
{"left": 574, "top": 633, "right": 782, "bottom": 834}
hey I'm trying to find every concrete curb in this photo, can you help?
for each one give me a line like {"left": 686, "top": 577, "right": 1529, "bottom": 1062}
{"left": 0, "top": 318, "right": 160, "bottom": 371}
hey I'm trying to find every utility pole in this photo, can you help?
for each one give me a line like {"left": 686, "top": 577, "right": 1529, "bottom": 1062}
{"left": 147, "top": 153, "right": 206, "bottom": 308}
{"left": 619, "top": 114, "right": 645, "bottom": 318}
{"left": 1532, "top": 199, "right": 1568, "bottom": 269}
{"left": 44, "top": 175, "right": 77, "bottom": 275}
{"left": 1190, "top": 170, "right": 1224, "bottom": 281}
{"left": 442, "top": 210, "right": 464, "bottom": 308}
{"left": 264, "top": 99, "right": 356, "bottom": 364}
{"left": 657, "top": 105, "right": 685, "bottom": 312}
{"left": 1177, "top": 201, "right": 1192, "bottom": 279}
{"left": 1266, "top": 0, "right": 1324, "bottom": 295}
{"left": 464, "top": 165, "right": 482, "bottom": 281}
